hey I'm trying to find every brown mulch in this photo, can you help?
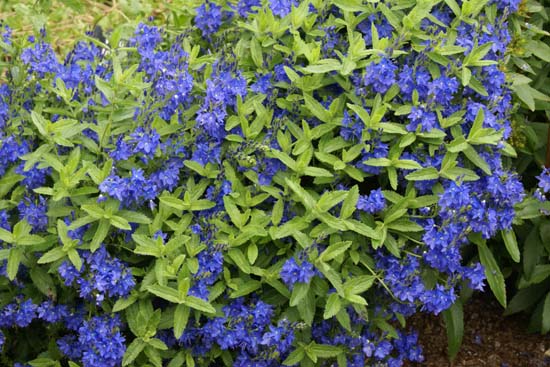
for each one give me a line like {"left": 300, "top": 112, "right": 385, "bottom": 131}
{"left": 407, "top": 295, "right": 550, "bottom": 367}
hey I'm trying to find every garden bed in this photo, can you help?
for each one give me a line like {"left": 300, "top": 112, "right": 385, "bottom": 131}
{"left": 409, "top": 295, "right": 550, "bottom": 367}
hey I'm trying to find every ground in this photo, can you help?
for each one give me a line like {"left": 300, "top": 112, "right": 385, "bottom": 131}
{"left": 408, "top": 295, "right": 550, "bottom": 367}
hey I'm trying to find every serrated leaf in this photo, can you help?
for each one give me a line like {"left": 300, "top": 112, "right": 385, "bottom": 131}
{"left": 147, "top": 284, "right": 182, "bottom": 304}
{"left": 320, "top": 241, "right": 352, "bottom": 262}
{"left": 405, "top": 167, "right": 439, "bottom": 181}
{"left": 184, "top": 296, "right": 216, "bottom": 314}
{"left": 173, "top": 304, "right": 190, "bottom": 339}
{"left": 324, "top": 293, "right": 341, "bottom": 319}
{"left": 7, "top": 248, "right": 22, "bottom": 281}
{"left": 290, "top": 282, "right": 310, "bottom": 307}
{"left": 340, "top": 185, "right": 359, "bottom": 219}
{"left": 122, "top": 338, "right": 146, "bottom": 366}
{"left": 303, "top": 94, "right": 332, "bottom": 123}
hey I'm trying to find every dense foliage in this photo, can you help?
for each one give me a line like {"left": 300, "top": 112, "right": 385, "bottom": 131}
{"left": 0, "top": 0, "right": 542, "bottom": 366}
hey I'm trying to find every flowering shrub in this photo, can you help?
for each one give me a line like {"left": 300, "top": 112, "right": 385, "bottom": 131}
{"left": 0, "top": 0, "right": 526, "bottom": 365}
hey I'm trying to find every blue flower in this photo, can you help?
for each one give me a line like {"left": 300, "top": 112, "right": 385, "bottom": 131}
{"left": 420, "top": 284, "right": 456, "bottom": 315}
{"left": 17, "top": 195, "right": 48, "bottom": 232}
{"left": 21, "top": 40, "right": 61, "bottom": 75}
{"left": 270, "top": 0, "right": 298, "bottom": 17}
{"left": 407, "top": 106, "right": 439, "bottom": 132}
{"left": 235, "top": 0, "right": 261, "bottom": 17}
{"left": 132, "top": 23, "right": 162, "bottom": 56}
{"left": 537, "top": 167, "right": 550, "bottom": 193}
{"left": 280, "top": 257, "right": 315, "bottom": 288}
{"left": 364, "top": 58, "right": 397, "bottom": 94}
{"left": 75, "top": 314, "right": 126, "bottom": 367}
{"left": 357, "top": 189, "right": 386, "bottom": 214}
{"left": 195, "top": 2, "right": 223, "bottom": 37}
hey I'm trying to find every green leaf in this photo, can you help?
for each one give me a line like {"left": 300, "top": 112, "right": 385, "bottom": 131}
{"left": 147, "top": 284, "right": 182, "bottom": 304}
{"left": 317, "top": 191, "right": 348, "bottom": 212}
{"left": 283, "top": 347, "right": 305, "bottom": 366}
{"left": 443, "top": 300, "right": 464, "bottom": 361}
{"left": 230, "top": 279, "right": 261, "bottom": 298}
{"left": 148, "top": 338, "right": 168, "bottom": 351}
{"left": 344, "top": 275, "right": 375, "bottom": 294}
{"left": 302, "top": 59, "right": 341, "bottom": 74}
{"left": 504, "top": 285, "right": 546, "bottom": 316}
{"left": 37, "top": 247, "right": 66, "bottom": 264}
{"left": 118, "top": 210, "right": 151, "bottom": 224}
{"left": 303, "top": 166, "right": 333, "bottom": 177}
{"left": 18, "top": 234, "right": 46, "bottom": 246}
{"left": 31, "top": 110, "right": 48, "bottom": 137}
{"left": 112, "top": 294, "right": 138, "bottom": 312}
{"left": 340, "top": 185, "right": 359, "bottom": 219}
{"left": 122, "top": 338, "right": 146, "bottom": 366}
{"left": 347, "top": 103, "right": 372, "bottom": 127}
{"left": 68, "top": 249, "right": 82, "bottom": 271}
{"left": 160, "top": 196, "right": 188, "bottom": 210}
{"left": 447, "top": 136, "right": 469, "bottom": 153}
{"left": 250, "top": 37, "right": 263, "bottom": 68}
{"left": 444, "top": 0, "right": 461, "bottom": 15}
{"left": 91, "top": 219, "right": 110, "bottom": 252}
{"left": 526, "top": 40, "right": 550, "bottom": 62}
{"left": 290, "top": 282, "right": 310, "bottom": 307}
{"left": 463, "top": 146, "right": 491, "bottom": 175}
{"left": 501, "top": 229, "right": 520, "bottom": 263}
{"left": 285, "top": 178, "right": 316, "bottom": 209}
{"left": 319, "top": 241, "right": 352, "bottom": 262}
{"left": 30, "top": 267, "right": 56, "bottom": 297}
{"left": 224, "top": 196, "right": 245, "bottom": 228}
{"left": 272, "top": 199, "right": 284, "bottom": 226}
{"left": 405, "top": 167, "right": 439, "bottom": 181}
{"left": 110, "top": 215, "right": 131, "bottom": 230}
{"left": 184, "top": 296, "right": 216, "bottom": 314}
{"left": 173, "top": 304, "right": 190, "bottom": 339}
{"left": 269, "top": 149, "right": 298, "bottom": 171}
{"left": 189, "top": 200, "right": 216, "bottom": 211}
{"left": 7, "top": 248, "right": 22, "bottom": 281}
{"left": 95, "top": 76, "right": 115, "bottom": 102}
{"left": 228, "top": 248, "right": 251, "bottom": 273}
{"left": 345, "top": 219, "right": 379, "bottom": 240}
{"left": 310, "top": 344, "right": 342, "bottom": 358}
{"left": 513, "top": 84, "right": 536, "bottom": 111}
{"left": 362, "top": 157, "right": 392, "bottom": 167}
{"left": 0, "top": 228, "right": 14, "bottom": 243}
{"left": 324, "top": 293, "right": 341, "bottom": 319}
{"left": 478, "top": 242, "right": 507, "bottom": 307}
{"left": 303, "top": 94, "right": 332, "bottom": 123}
{"left": 247, "top": 243, "right": 258, "bottom": 264}
{"left": 392, "top": 159, "right": 422, "bottom": 169}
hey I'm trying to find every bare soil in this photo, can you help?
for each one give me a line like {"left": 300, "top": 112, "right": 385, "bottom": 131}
{"left": 407, "top": 295, "right": 550, "bottom": 367}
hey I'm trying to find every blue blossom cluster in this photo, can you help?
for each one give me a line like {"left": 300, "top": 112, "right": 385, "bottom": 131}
{"left": 58, "top": 246, "right": 135, "bottom": 304}
{"left": 190, "top": 247, "right": 224, "bottom": 299}
{"left": 280, "top": 257, "right": 316, "bottom": 289}
{"left": 0, "top": 297, "right": 124, "bottom": 367}
{"left": 376, "top": 254, "right": 458, "bottom": 315}
{"left": 0, "top": 0, "right": 530, "bottom": 365}
{"left": 176, "top": 298, "right": 295, "bottom": 366}
{"left": 59, "top": 314, "right": 126, "bottom": 367}
{"left": 312, "top": 311, "right": 424, "bottom": 367}
{"left": 536, "top": 167, "right": 550, "bottom": 201}
{"left": 357, "top": 188, "right": 386, "bottom": 214}
{"left": 17, "top": 195, "right": 48, "bottom": 232}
